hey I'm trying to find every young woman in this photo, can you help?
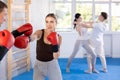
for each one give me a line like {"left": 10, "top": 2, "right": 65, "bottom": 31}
{"left": 66, "top": 13, "right": 88, "bottom": 72}
{"left": 30, "top": 13, "right": 62, "bottom": 80}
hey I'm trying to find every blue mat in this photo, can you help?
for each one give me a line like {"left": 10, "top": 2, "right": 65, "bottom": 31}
{"left": 12, "top": 58, "right": 120, "bottom": 80}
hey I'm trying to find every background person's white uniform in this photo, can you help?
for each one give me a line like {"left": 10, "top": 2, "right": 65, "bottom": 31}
{"left": 66, "top": 25, "right": 88, "bottom": 72}
{"left": 87, "top": 22, "right": 107, "bottom": 72}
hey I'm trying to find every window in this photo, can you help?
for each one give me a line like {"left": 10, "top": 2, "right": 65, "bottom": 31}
{"left": 52, "top": 0, "right": 120, "bottom": 32}
{"left": 112, "top": 2, "right": 120, "bottom": 31}
{"left": 53, "top": 0, "right": 72, "bottom": 2}
{"left": 76, "top": 0, "right": 92, "bottom": 1}
{"left": 95, "top": 4, "right": 109, "bottom": 15}
{"left": 95, "top": 4, "right": 109, "bottom": 29}
{"left": 76, "top": 3, "right": 92, "bottom": 22}
{"left": 112, "top": 0, "right": 120, "bottom": 1}
{"left": 95, "top": 0, "right": 109, "bottom": 1}
{"left": 52, "top": 0, "right": 64, "bottom": 1}
{"left": 54, "top": 3, "right": 72, "bottom": 31}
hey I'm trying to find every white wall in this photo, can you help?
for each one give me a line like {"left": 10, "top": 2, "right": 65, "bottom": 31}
{"left": 29, "top": 0, "right": 51, "bottom": 31}
{"left": 112, "top": 32, "right": 120, "bottom": 58}
{"left": 59, "top": 31, "right": 120, "bottom": 58}
{"left": 58, "top": 32, "right": 112, "bottom": 58}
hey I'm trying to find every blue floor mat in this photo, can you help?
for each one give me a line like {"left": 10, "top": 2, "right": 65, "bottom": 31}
{"left": 12, "top": 58, "right": 120, "bottom": 80}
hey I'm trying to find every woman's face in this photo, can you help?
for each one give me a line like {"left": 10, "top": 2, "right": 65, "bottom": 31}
{"left": 77, "top": 16, "right": 82, "bottom": 22}
{"left": 45, "top": 16, "right": 57, "bottom": 31}
{"left": 0, "top": 8, "right": 7, "bottom": 25}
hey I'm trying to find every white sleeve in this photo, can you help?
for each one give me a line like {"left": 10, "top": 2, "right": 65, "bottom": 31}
{"left": 92, "top": 23, "right": 97, "bottom": 28}
{"left": 104, "top": 24, "right": 108, "bottom": 31}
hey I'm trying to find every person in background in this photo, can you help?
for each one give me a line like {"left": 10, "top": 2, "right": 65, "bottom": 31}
{"left": 0, "top": 1, "right": 14, "bottom": 62}
{"left": 66, "top": 13, "right": 89, "bottom": 72}
{"left": 77, "top": 12, "right": 108, "bottom": 73}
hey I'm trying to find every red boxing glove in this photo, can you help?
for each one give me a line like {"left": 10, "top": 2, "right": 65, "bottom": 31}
{"left": 0, "top": 30, "right": 15, "bottom": 61}
{"left": 12, "top": 23, "right": 33, "bottom": 38}
{"left": 47, "top": 32, "right": 59, "bottom": 52}
{"left": 14, "top": 36, "right": 30, "bottom": 49}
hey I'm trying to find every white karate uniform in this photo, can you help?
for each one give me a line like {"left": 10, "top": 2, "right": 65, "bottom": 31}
{"left": 87, "top": 22, "right": 107, "bottom": 70}
{"left": 66, "top": 26, "right": 89, "bottom": 70}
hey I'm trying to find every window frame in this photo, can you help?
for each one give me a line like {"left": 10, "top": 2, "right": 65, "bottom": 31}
{"left": 53, "top": 0, "right": 120, "bottom": 32}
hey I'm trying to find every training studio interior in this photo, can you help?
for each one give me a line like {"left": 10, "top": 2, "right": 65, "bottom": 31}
{"left": 0, "top": 0, "right": 120, "bottom": 80}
